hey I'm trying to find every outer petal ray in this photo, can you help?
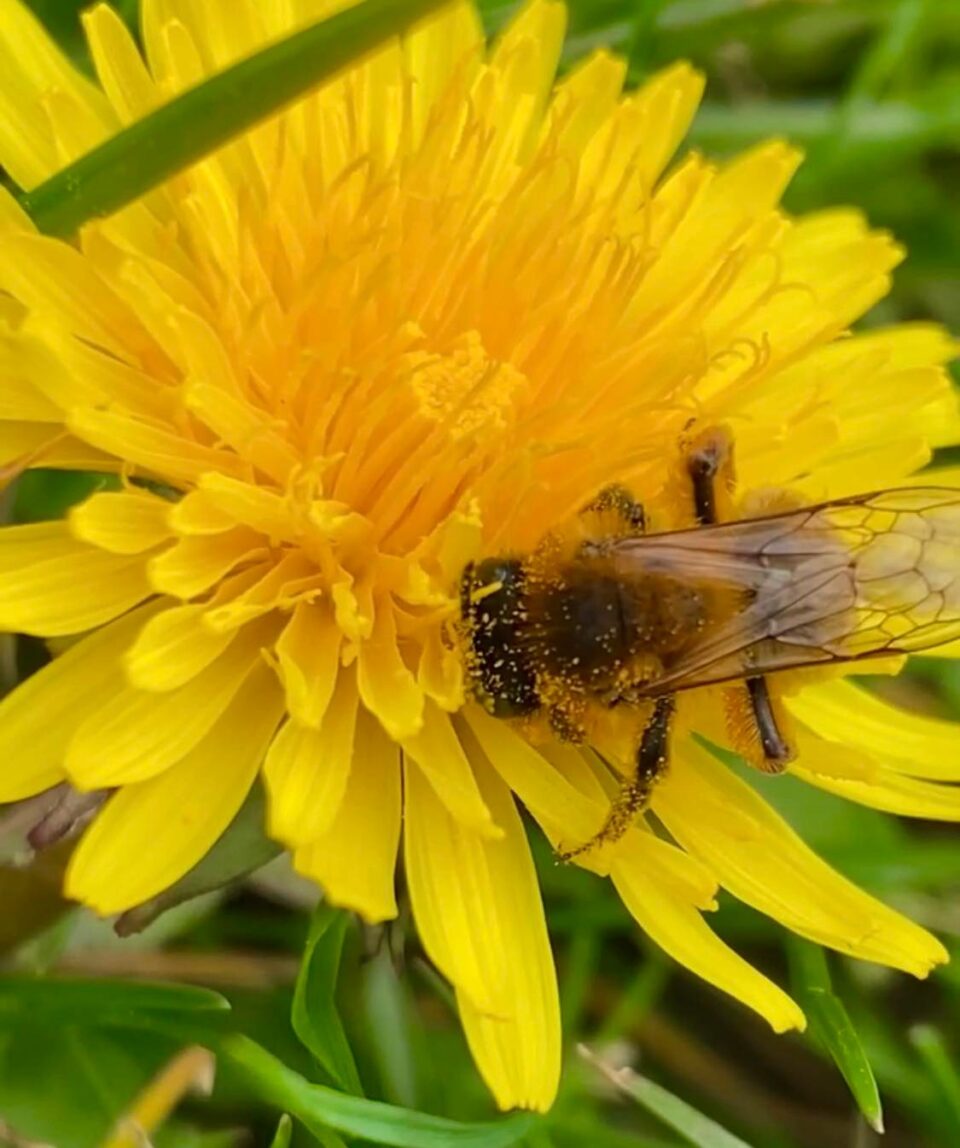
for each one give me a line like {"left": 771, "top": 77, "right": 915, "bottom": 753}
{"left": 788, "top": 681, "right": 960, "bottom": 781}
{"left": 405, "top": 746, "right": 560, "bottom": 1112}
{"left": 655, "top": 743, "right": 947, "bottom": 976}
{"left": 65, "top": 618, "right": 279, "bottom": 787}
{"left": 612, "top": 862, "right": 805, "bottom": 1034}
{"left": 0, "top": 521, "right": 153, "bottom": 636}
{"left": 294, "top": 709, "right": 401, "bottom": 923}
{"left": 0, "top": 601, "right": 162, "bottom": 802}
{"left": 66, "top": 661, "right": 284, "bottom": 914}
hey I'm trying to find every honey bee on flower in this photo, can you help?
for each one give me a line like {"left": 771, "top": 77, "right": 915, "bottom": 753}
{"left": 461, "top": 424, "right": 960, "bottom": 858}
{"left": 0, "top": 0, "right": 957, "bottom": 1115}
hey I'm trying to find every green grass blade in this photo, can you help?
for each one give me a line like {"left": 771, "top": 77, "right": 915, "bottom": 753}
{"left": 579, "top": 1046, "right": 755, "bottom": 1148}
{"left": 786, "top": 938, "right": 884, "bottom": 1133}
{"left": 910, "top": 1026, "right": 960, "bottom": 1133}
{"left": 222, "top": 1035, "right": 538, "bottom": 1148}
{"left": 0, "top": 976, "right": 229, "bottom": 1021}
{"left": 292, "top": 904, "right": 363, "bottom": 1096}
{"left": 268, "top": 1114, "right": 293, "bottom": 1148}
{"left": 20, "top": 0, "right": 449, "bottom": 237}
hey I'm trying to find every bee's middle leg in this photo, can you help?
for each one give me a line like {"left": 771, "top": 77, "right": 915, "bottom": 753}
{"left": 684, "top": 425, "right": 794, "bottom": 773}
{"left": 558, "top": 695, "right": 675, "bottom": 862}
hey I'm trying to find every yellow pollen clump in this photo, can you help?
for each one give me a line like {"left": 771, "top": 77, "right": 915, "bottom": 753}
{"left": 405, "top": 330, "right": 528, "bottom": 439}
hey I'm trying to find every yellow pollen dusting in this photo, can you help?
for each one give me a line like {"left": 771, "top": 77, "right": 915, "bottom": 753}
{"left": 406, "top": 330, "right": 527, "bottom": 439}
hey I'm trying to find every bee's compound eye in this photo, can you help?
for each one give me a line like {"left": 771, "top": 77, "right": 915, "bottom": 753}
{"left": 460, "top": 557, "right": 539, "bottom": 718}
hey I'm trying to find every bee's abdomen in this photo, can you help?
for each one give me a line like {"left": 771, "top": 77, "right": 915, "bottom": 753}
{"left": 535, "top": 575, "right": 631, "bottom": 684}
{"left": 461, "top": 558, "right": 540, "bottom": 717}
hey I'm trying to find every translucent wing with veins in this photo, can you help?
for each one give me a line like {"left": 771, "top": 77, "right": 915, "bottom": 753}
{"left": 608, "top": 488, "right": 960, "bottom": 694}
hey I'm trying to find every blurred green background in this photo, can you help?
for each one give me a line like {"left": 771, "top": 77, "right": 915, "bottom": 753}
{"left": 2, "top": 2, "right": 960, "bottom": 1147}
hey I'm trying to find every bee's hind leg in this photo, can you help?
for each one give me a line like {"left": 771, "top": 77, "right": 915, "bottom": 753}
{"left": 683, "top": 426, "right": 794, "bottom": 773}
{"left": 742, "top": 676, "right": 794, "bottom": 772}
{"left": 558, "top": 695, "right": 675, "bottom": 863}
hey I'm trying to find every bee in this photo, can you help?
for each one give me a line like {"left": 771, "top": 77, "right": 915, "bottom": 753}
{"left": 460, "top": 426, "right": 960, "bottom": 859}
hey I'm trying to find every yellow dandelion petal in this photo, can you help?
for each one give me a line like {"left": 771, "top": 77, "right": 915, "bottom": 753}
{"left": 294, "top": 710, "right": 401, "bottom": 924}
{"left": 1, "top": 0, "right": 959, "bottom": 1113}
{"left": 0, "top": 521, "right": 153, "bottom": 636}
{"left": 147, "top": 527, "right": 269, "bottom": 598}
{"left": 265, "top": 670, "right": 359, "bottom": 846}
{"left": 66, "top": 661, "right": 284, "bottom": 914}
{"left": 405, "top": 749, "right": 560, "bottom": 1112}
{"left": 789, "top": 680, "right": 960, "bottom": 780}
{"left": 464, "top": 708, "right": 608, "bottom": 857}
{"left": 612, "top": 861, "right": 805, "bottom": 1035}
{"left": 84, "top": 3, "right": 161, "bottom": 126}
{"left": 0, "top": 601, "right": 161, "bottom": 802}
{"left": 795, "top": 763, "right": 960, "bottom": 822}
{"left": 0, "top": 0, "right": 114, "bottom": 187}
{"left": 273, "top": 600, "right": 342, "bottom": 727}
{"left": 123, "top": 603, "right": 239, "bottom": 691}
{"left": 356, "top": 595, "right": 424, "bottom": 740}
{"left": 69, "top": 489, "right": 175, "bottom": 554}
{"left": 66, "top": 618, "right": 279, "bottom": 788}
{"left": 402, "top": 701, "right": 500, "bottom": 837}
{"left": 656, "top": 744, "right": 947, "bottom": 977}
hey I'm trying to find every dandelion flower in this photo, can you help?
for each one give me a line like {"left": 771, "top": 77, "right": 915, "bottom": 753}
{"left": 0, "top": 0, "right": 958, "bottom": 1113}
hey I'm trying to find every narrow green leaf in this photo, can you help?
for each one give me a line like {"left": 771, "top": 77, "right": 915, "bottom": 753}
{"left": 0, "top": 975, "right": 229, "bottom": 1023}
{"left": 269, "top": 1114, "right": 293, "bottom": 1148}
{"left": 292, "top": 903, "right": 363, "bottom": 1095}
{"left": 222, "top": 1035, "right": 538, "bottom": 1148}
{"left": 580, "top": 1046, "right": 754, "bottom": 1148}
{"left": 910, "top": 1026, "right": 960, "bottom": 1132}
{"left": 20, "top": 0, "right": 449, "bottom": 237}
{"left": 845, "top": 0, "right": 930, "bottom": 105}
{"left": 361, "top": 946, "right": 420, "bottom": 1108}
{"left": 786, "top": 938, "right": 884, "bottom": 1133}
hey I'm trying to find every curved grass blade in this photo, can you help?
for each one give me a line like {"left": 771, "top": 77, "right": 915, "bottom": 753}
{"left": 20, "top": 0, "right": 449, "bottom": 238}
{"left": 222, "top": 1035, "right": 538, "bottom": 1148}
{"left": 269, "top": 1114, "right": 293, "bottom": 1148}
{"left": 579, "top": 1046, "right": 755, "bottom": 1148}
{"left": 786, "top": 937, "right": 884, "bottom": 1133}
{"left": 292, "top": 904, "right": 363, "bottom": 1095}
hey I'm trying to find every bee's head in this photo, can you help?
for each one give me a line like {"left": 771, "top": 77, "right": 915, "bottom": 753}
{"left": 459, "top": 557, "right": 540, "bottom": 718}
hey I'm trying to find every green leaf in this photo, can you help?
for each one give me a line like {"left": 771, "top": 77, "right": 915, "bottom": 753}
{"left": 269, "top": 1114, "right": 294, "bottom": 1148}
{"left": 20, "top": 0, "right": 451, "bottom": 237}
{"left": 579, "top": 1046, "right": 754, "bottom": 1148}
{"left": 222, "top": 1035, "right": 539, "bottom": 1148}
{"left": 292, "top": 903, "right": 363, "bottom": 1095}
{"left": 361, "top": 946, "right": 420, "bottom": 1108}
{"left": 13, "top": 469, "right": 118, "bottom": 523}
{"left": 0, "top": 975, "right": 230, "bottom": 1024}
{"left": 786, "top": 938, "right": 884, "bottom": 1133}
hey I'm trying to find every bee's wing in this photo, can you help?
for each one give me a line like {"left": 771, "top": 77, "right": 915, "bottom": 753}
{"left": 610, "top": 487, "right": 960, "bottom": 694}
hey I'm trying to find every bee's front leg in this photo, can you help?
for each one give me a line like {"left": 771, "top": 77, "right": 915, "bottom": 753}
{"left": 684, "top": 424, "right": 735, "bottom": 527}
{"left": 558, "top": 695, "right": 675, "bottom": 862}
